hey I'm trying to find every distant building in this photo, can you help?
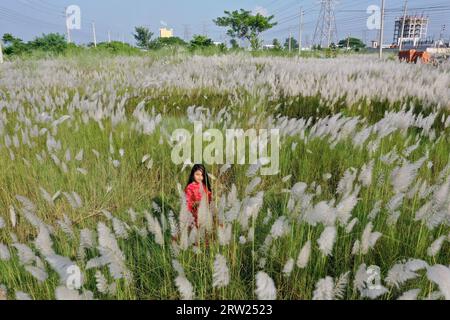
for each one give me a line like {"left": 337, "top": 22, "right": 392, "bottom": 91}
{"left": 159, "top": 28, "right": 173, "bottom": 38}
{"left": 263, "top": 44, "right": 275, "bottom": 50}
{"left": 394, "top": 16, "right": 428, "bottom": 47}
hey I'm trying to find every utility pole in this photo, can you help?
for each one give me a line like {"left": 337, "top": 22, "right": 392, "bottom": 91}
{"left": 65, "top": 7, "right": 71, "bottom": 43}
{"left": 299, "top": 8, "right": 304, "bottom": 53}
{"left": 0, "top": 40, "right": 3, "bottom": 64}
{"left": 378, "top": 0, "right": 385, "bottom": 59}
{"left": 347, "top": 34, "right": 351, "bottom": 49}
{"left": 183, "top": 24, "right": 191, "bottom": 41}
{"left": 92, "top": 21, "right": 97, "bottom": 47}
{"left": 108, "top": 30, "right": 111, "bottom": 43}
{"left": 438, "top": 24, "right": 446, "bottom": 48}
{"left": 289, "top": 28, "right": 292, "bottom": 52}
{"left": 399, "top": 0, "right": 408, "bottom": 51}
{"left": 202, "top": 21, "right": 208, "bottom": 37}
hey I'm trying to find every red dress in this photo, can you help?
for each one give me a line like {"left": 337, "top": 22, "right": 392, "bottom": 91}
{"left": 184, "top": 182, "right": 212, "bottom": 228}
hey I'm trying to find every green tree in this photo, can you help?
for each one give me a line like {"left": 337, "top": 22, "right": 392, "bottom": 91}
{"left": 149, "top": 37, "right": 187, "bottom": 50}
{"left": 2, "top": 33, "right": 29, "bottom": 55}
{"left": 28, "top": 33, "right": 67, "bottom": 53}
{"left": 338, "top": 37, "right": 366, "bottom": 50}
{"left": 230, "top": 39, "right": 240, "bottom": 49}
{"left": 133, "top": 26, "right": 154, "bottom": 49}
{"left": 284, "top": 37, "right": 298, "bottom": 50}
{"left": 190, "top": 35, "right": 213, "bottom": 49}
{"left": 214, "top": 9, "right": 277, "bottom": 50}
{"left": 272, "top": 38, "right": 282, "bottom": 50}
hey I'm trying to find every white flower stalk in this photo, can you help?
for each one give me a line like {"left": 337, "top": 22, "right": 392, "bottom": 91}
{"left": 213, "top": 254, "right": 230, "bottom": 288}
{"left": 398, "top": 289, "right": 421, "bottom": 300}
{"left": 426, "top": 265, "right": 450, "bottom": 300}
{"left": 296, "top": 240, "right": 311, "bottom": 269}
{"left": 360, "top": 222, "right": 382, "bottom": 255}
{"left": 218, "top": 223, "right": 232, "bottom": 246}
{"left": 175, "top": 275, "right": 194, "bottom": 300}
{"left": 197, "top": 186, "right": 213, "bottom": 234}
{"left": 269, "top": 216, "right": 289, "bottom": 239}
{"left": 145, "top": 211, "right": 164, "bottom": 246}
{"left": 427, "top": 235, "right": 446, "bottom": 257}
{"left": 385, "top": 263, "right": 420, "bottom": 289}
{"left": 55, "top": 286, "right": 93, "bottom": 300}
{"left": 282, "top": 258, "right": 294, "bottom": 276}
{"left": 317, "top": 226, "right": 337, "bottom": 256}
{"left": 0, "top": 244, "right": 11, "bottom": 261}
{"left": 313, "top": 276, "right": 334, "bottom": 300}
{"left": 86, "top": 222, "right": 131, "bottom": 281}
{"left": 255, "top": 271, "right": 277, "bottom": 300}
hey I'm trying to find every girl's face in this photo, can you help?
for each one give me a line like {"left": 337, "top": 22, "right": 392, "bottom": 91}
{"left": 194, "top": 170, "right": 204, "bottom": 184}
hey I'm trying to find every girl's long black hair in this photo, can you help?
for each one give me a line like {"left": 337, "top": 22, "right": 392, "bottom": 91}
{"left": 186, "top": 164, "right": 212, "bottom": 192}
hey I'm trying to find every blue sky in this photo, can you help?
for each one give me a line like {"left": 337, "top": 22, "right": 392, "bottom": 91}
{"left": 0, "top": 0, "right": 448, "bottom": 45}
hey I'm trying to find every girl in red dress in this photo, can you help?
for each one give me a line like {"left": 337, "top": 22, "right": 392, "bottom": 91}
{"left": 184, "top": 164, "right": 212, "bottom": 229}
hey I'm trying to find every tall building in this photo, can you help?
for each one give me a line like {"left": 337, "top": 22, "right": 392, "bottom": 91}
{"left": 159, "top": 28, "right": 173, "bottom": 38}
{"left": 393, "top": 16, "right": 428, "bottom": 47}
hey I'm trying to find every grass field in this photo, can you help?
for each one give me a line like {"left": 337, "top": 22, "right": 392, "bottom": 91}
{"left": 0, "top": 53, "right": 449, "bottom": 300}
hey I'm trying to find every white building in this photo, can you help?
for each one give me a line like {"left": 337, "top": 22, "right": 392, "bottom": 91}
{"left": 394, "top": 16, "right": 428, "bottom": 47}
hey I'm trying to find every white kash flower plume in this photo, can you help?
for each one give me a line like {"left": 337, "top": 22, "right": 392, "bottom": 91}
{"left": 385, "top": 263, "right": 420, "bottom": 288}
{"left": 15, "top": 291, "right": 32, "bottom": 300}
{"left": 86, "top": 222, "right": 131, "bottom": 281}
{"left": 358, "top": 160, "right": 374, "bottom": 187}
{"left": 334, "top": 272, "right": 350, "bottom": 299}
{"left": 296, "top": 240, "right": 311, "bottom": 269}
{"left": 217, "top": 223, "right": 232, "bottom": 246}
{"left": 112, "top": 217, "right": 129, "bottom": 239}
{"left": 213, "top": 254, "right": 230, "bottom": 288}
{"left": 9, "top": 206, "right": 16, "bottom": 228}
{"left": 282, "top": 258, "right": 294, "bottom": 276}
{"left": 55, "top": 286, "right": 93, "bottom": 300}
{"left": 335, "top": 188, "right": 359, "bottom": 225}
{"left": 145, "top": 211, "right": 164, "bottom": 246}
{"left": 390, "top": 157, "right": 425, "bottom": 193}
{"left": 427, "top": 235, "right": 446, "bottom": 257}
{"left": 426, "top": 264, "right": 450, "bottom": 300}
{"left": 255, "top": 271, "right": 277, "bottom": 300}
{"left": 95, "top": 271, "right": 116, "bottom": 295}
{"left": 317, "top": 226, "right": 336, "bottom": 256}
{"left": 303, "top": 200, "right": 336, "bottom": 226}
{"left": 39, "top": 187, "right": 55, "bottom": 206}
{"left": 175, "top": 275, "right": 194, "bottom": 300}
{"left": 46, "top": 254, "right": 82, "bottom": 286}
{"left": 24, "top": 265, "right": 48, "bottom": 282}
{"left": 313, "top": 276, "right": 334, "bottom": 300}
{"left": 312, "top": 273, "right": 349, "bottom": 300}
{"left": 197, "top": 186, "right": 213, "bottom": 234}
{"left": 0, "top": 285, "right": 7, "bottom": 300}
{"left": 360, "top": 222, "right": 382, "bottom": 255}
{"left": 270, "top": 216, "right": 289, "bottom": 239}
{"left": 0, "top": 243, "right": 11, "bottom": 261}
{"left": 398, "top": 289, "right": 421, "bottom": 300}
{"left": 35, "top": 225, "right": 55, "bottom": 256}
